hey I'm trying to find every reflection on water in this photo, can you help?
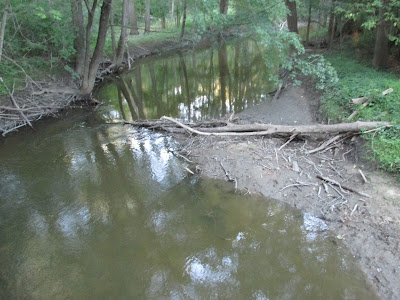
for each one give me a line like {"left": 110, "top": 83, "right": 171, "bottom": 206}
{"left": 97, "top": 39, "right": 277, "bottom": 121}
{"left": 0, "top": 109, "right": 377, "bottom": 299}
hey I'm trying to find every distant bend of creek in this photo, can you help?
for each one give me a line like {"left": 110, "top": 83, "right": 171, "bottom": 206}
{"left": 0, "top": 39, "right": 377, "bottom": 299}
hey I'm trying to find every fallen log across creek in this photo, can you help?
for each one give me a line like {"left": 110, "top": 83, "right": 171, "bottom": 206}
{"left": 125, "top": 116, "right": 391, "bottom": 137}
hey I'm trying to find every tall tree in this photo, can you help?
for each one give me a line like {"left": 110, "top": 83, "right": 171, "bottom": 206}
{"left": 285, "top": 0, "right": 298, "bottom": 33}
{"left": 145, "top": 0, "right": 150, "bottom": 34}
{"left": 116, "top": 0, "right": 129, "bottom": 66}
{"left": 0, "top": 0, "right": 11, "bottom": 62}
{"left": 372, "top": 1, "right": 389, "bottom": 68}
{"left": 129, "top": 0, "right": 139, "bottom": 35}
{"left": 79, "top": 0, "right": 113, "bottom": 98}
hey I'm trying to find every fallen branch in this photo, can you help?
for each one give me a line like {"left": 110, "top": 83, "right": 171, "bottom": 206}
{"left": 160, "top": 116, "right": 390, "bottom": 136}
{"left": 306, "top": 134, "right": 344, "bottom": 154}
{"left": 348, "top": 88, "right": 393, "bottom": 120}
{"left": 316, "top": 175, "right": 371, "bottom": 198}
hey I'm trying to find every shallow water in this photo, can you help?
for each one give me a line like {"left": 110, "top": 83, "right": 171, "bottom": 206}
{"left": 0, "top": 39, "right": 378, "bottom": 299}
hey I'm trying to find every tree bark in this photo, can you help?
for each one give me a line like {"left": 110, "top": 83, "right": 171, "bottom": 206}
{"left": 129, "top": 0, "right": 139, "bottom": 35}
{"left": 0, "top": 0, "right": 10, "bottom": 62}
{"left": 220, "top": 0, "right": 229, "bottom": 14}
{"left": 373, "top": 2, "right": 389, "bottom": 68}
{"left": 285, "top": 0, "right": 298, "bottom": 33}
{"left": 79, "top": 0, "right": 113, "bottom": 98}
{"left": 144, "top": 0, "right": 150, "bottom": 34}
{"left": 115, "top": 0, "right": 128, "bottom": 66}
{"left": 179, "top": 0, "right": 187, "bottom": 40}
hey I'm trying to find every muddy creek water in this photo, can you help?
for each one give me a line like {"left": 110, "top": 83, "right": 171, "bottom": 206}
{"left": 0, "top": 40, "right": 377, "bottom": 299}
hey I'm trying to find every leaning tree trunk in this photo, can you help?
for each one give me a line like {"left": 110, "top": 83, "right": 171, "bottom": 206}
{"left": 115, "top": 0, "right": 128, "bottom": 66}
{"left": 0, "top": 0, "right": 10, "bottom": 62}
{"left": 373, "top": 2, "right": 389, "bottom": 68}
{"left": 220, "top": 0, "right": 228, "bottom": 14}
{"left": 79, "top": 0, "right": 113, "bottom": 98}
{"left": 129, "top": 0, "right": 139, "bottom": 35}
{"left": 144, "top": 0, "right": 150, "bottom": 34}
{"left": 285, "top": 0, "right": 298, "bottom": 33}
{"left": 179, "top": 0, "right": 187, "bottom": 40}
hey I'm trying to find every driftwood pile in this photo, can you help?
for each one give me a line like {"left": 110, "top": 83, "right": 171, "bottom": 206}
{"left": 0, "top": 80, "right": 77, "bottom": 136}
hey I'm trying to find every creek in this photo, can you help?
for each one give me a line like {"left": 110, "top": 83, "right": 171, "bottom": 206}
{"left": 0, "top": 39, "right": 377, "bottom": 299}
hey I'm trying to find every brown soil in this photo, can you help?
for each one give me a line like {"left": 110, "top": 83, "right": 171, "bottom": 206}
{"left": 175, "top": 83, "right": 400, "bottom": 300}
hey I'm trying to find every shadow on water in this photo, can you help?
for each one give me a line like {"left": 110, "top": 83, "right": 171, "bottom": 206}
{"left": 96, "top": 39, "right": 278, "bottom": 122}
{"left": 0, "top": 38, "right": 378, "bottom": 299}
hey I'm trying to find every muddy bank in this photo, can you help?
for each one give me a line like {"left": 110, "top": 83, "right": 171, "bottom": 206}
{"left": 173, "top": 84, "right": 400, "bottom": 300}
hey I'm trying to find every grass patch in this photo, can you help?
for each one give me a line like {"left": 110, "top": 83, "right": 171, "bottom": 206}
{"left": 321, "top": 51, "right": 400, "bottom": 173}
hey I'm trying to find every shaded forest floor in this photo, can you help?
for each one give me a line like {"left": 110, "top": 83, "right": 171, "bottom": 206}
{"left": 172, "top": 82, "right": 400, "bottom": 300}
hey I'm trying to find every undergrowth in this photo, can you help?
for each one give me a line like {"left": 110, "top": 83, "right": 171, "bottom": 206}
{"left": 321, "top": 51, "right": 400, "bottom": 174}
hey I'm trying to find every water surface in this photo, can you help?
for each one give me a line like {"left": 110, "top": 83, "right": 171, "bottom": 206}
{"left": 97, "top": 39, "right": 278, "bottom": 121}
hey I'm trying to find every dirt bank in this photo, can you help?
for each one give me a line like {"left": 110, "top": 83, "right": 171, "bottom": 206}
{"left": 174, "top": 84, "right": 400, "bottom": 299}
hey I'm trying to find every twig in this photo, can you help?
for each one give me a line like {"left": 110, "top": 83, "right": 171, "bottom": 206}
{"left": 278, "top": 133, "right": 297, "bottom": 151}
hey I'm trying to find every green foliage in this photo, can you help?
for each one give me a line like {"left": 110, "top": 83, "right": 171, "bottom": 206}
{"left": 321, "top": 52, "right": 400, "bottom": 173}
{"left": 290, "top": 54, "right": 338, "bottom": 90}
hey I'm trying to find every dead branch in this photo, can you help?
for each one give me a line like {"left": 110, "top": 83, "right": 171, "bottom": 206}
{"left": 316, "top": 175, "right": 371, "bottom": 198}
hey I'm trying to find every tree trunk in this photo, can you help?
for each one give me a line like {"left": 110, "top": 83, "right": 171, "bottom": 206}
{"left": 129, "top": 0, "right": 139, "bottom": 35}
{"left": 0, "top": 0, "right": 10, "bottom": 62}
{"left": 115, "top": 0, "right": 128, "bottom": 66}
{"left": 161, "top": 16, "right": 166, "bottom": 29}
{"left": 285, "top": 0, "right": 298, "bottom": 33}
{"left": 79, "top": 0, "right": 113, "bottom": 98}
{"left": 70, "top": 0, "right": 85, "bottom": 75}
{"left": 306, "top": 2, "right": 312, "bottom": 44}
{"left": 327, "top": 0, "right": 335, "bottom": 46}
{"left": 179, "top": 0, "right": 187, "bottom": 40}
{"left": 170, "top": 0, "right": 174, "bottom": 29}
{"left": 373, "top": 2, "right": 389, "bottom": 68}
{"left": 144, "top": 0, "right": 150, "bottom": 34}
{"left": 220, "top": 0, "right": 228, "bottom": 14}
